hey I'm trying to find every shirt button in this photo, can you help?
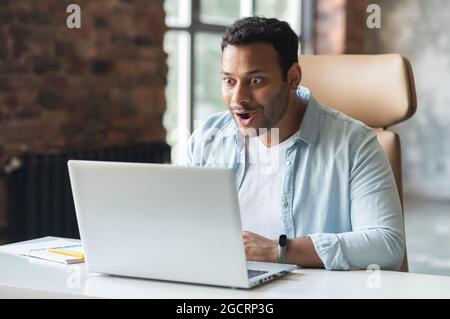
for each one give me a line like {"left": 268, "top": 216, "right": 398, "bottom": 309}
{"left": 286, "top": 160, "right": 292, "bottom": 166}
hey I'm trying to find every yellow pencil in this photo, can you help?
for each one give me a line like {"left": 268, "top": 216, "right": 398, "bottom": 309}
{"left": 48, "top": 249, "right": 85, "bottom": 259}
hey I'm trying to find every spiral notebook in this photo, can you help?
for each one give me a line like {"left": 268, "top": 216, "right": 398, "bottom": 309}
{"left": 27, "top": 239, "right": 84, "bottom": 264}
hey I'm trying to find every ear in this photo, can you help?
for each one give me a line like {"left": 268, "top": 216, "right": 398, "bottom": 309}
{"left": 287, "top": 63, "right": 302, "bottom": 91}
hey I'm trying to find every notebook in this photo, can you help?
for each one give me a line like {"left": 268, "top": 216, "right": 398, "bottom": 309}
{"left": 28, "top": 240, "right": 84, "bottom": 264}
{"left": 0, "top": 237, "right": 84, "bottom": 265}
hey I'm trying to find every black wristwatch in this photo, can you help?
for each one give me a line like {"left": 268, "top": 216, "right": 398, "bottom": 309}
{"left": 278, "top": 234, "right": 287, "bottom": 264}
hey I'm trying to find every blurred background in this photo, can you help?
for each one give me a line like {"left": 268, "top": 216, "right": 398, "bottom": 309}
{"left": 0, "top": 0, "right": 449, "bottom": 275}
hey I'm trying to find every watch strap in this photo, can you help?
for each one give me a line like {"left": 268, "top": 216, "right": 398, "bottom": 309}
{"left": 278, "top": 234, "right": 287, "bottom": 264}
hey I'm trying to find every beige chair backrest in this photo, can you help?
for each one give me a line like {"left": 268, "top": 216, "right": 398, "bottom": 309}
{"left": 300, "top": 54, "right": 417, "bottom": 272}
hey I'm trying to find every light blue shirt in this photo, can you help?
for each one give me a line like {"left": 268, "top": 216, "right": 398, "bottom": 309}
{"left": 185, "top": 86, "right": 405, "bottom": 271}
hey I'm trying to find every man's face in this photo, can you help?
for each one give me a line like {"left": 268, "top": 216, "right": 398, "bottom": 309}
{"left": 221, "top": 43, "right": 290, "bottom": 136}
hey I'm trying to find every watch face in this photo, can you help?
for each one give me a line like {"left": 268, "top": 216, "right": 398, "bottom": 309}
{"left": 279, "top": 234, "right": 287, "bottom": 247}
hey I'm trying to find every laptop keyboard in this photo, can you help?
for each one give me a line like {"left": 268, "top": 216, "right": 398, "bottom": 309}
{"left": 247, "top": 269, "right": 269, "bottom": 279}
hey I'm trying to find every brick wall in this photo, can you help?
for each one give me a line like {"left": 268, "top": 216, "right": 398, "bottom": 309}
{"left": 0, "top": 0, "right": 168, "bottom": 240}
{"left": 315, "top": 0, "right": 347, "bottom": 54}
{"left": 345, "top": 0, "right": 368, "bottom": 53}
{"left": 315, "top": 0, "right": 368, "bottom": 54}
{"left": 0, "top": 0, "right": 167, "bottom": 167}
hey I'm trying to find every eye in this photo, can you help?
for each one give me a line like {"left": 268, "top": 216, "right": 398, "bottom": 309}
{"left": 222, "top": 77, "right": 235, "bottom": 86}
{"left": 251, "top": 77, "right": 264, "bottom": 86}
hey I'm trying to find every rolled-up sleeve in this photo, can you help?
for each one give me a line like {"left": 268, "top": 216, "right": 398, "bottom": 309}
{"left": 308, "top": 130, "right": 405, "bottom": 271}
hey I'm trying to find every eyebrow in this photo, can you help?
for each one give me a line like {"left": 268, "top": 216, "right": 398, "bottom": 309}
{"left": 221, "top": 69, "right": 267, "bottom": 76}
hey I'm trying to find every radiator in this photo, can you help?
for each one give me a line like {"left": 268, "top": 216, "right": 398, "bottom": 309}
{"left": 6, "top": 143, "right": 171, "bottom": 242}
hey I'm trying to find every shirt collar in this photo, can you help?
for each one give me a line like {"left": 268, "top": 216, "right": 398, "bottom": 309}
{"left": 293, "top": 86, "right": 321, "bottom": 147}
{"left": 221, "top": 85, "right": 321, "bottom": 148}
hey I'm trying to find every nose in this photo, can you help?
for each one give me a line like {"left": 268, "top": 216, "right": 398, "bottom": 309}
{"left": 231, "top": 82, "right": 251, "bottom": 107}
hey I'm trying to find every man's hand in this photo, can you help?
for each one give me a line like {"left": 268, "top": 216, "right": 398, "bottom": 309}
{"left": 242, "top": 232, "right": 325, "bottom": 268}
{"left": 243, "top": 231, "right": 278, "bottom": 263}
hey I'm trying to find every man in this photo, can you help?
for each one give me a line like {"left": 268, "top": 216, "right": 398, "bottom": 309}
{"left": 185, "top": 17, "right": 404, "bottom": 270}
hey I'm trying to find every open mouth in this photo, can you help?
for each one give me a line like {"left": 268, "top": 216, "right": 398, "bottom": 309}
{"left": 234, "top": 110, "right": 257, "bottom": 126}
{"left": 237, "top": 113, "right": 252, "bottom": 119}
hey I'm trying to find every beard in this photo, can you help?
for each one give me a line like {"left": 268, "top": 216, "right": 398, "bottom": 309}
{"left": 259, "top": 86, "right": 290, "bottom": 134}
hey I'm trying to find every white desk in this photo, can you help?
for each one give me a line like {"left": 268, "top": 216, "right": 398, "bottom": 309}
{"left": 1, "top": 237, "right": 450, "bottom": 299}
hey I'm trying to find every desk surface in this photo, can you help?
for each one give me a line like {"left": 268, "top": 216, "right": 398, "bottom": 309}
{"left": 1, "top": 237, "right": 450, "bottom": 299}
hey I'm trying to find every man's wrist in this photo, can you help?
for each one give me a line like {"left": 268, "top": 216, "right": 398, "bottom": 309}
{"left": 272, "top": 240, "right": 279, "bottom": 263}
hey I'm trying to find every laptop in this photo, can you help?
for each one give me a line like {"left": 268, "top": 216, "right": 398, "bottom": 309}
{"left": 68, "top": 160, "right": 297, "bottom": 289}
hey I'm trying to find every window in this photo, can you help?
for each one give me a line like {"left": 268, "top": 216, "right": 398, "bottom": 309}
{"left": 163, "top": 0, "right": 311, "bottom": 163}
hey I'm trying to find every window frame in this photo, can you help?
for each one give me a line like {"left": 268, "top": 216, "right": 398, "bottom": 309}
{"left": 165, "top": 0, "right": 314, "bottom": 144}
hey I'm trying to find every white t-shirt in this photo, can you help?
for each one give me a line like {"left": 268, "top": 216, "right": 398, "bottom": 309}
{"left": 238, "top": 130, "right": 299, "bottom": 239}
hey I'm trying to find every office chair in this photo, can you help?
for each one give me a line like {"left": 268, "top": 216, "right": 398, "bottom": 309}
{"left": 300, "top": 54, "right": 417, "bottom": 272}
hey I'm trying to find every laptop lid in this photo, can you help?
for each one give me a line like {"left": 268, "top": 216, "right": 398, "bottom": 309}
{"left": 68, "top": 160, "right": 252, "bottom": 288}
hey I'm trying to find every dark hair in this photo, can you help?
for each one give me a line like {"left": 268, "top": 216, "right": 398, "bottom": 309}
{"left": 221, "top": 16, "right": 299, "bottom": 81}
